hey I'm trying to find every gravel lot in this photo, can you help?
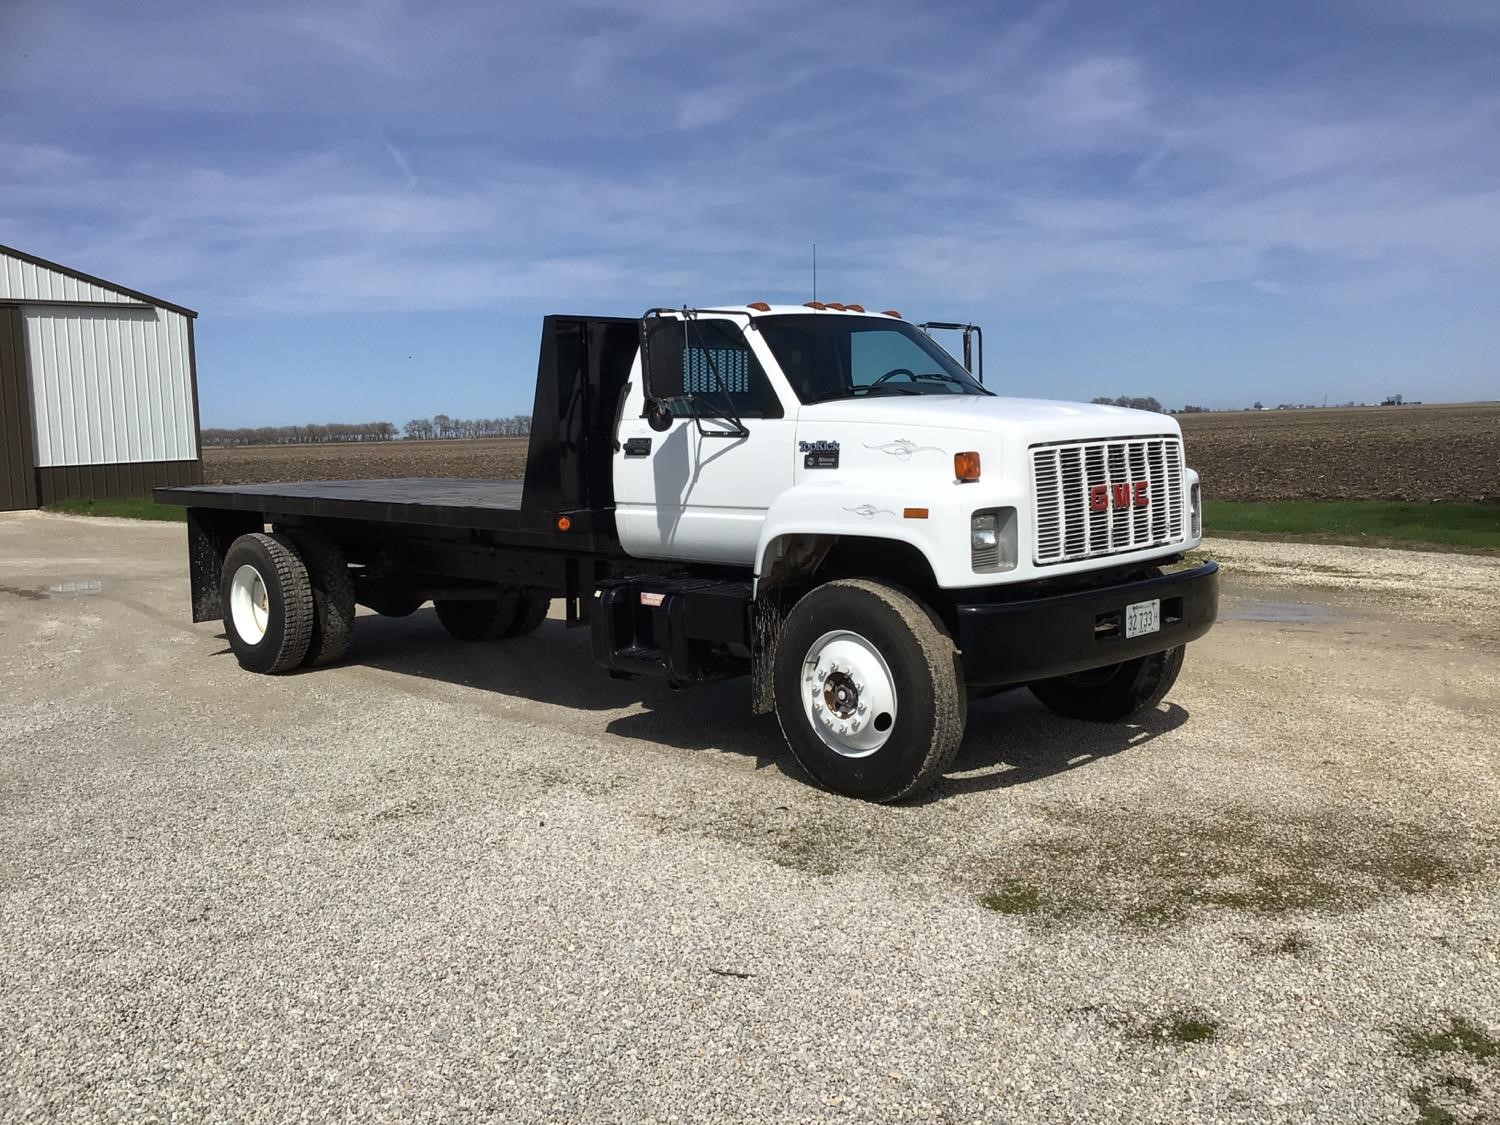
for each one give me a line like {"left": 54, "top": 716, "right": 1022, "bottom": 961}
{"left": 2, "top": 514, "right": 1497, "bottom": 1124}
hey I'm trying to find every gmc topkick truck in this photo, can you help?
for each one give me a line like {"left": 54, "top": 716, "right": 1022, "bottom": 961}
{"left": 158, "top": 303, "right": 1218, "bottom": 802}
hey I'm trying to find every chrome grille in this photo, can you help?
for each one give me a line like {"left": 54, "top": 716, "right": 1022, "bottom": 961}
{"left": 1032, "top": 437, "right": 1185, "bottom": 565}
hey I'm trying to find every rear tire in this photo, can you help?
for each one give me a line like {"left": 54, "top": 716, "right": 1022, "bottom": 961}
{"left": 220, "top": 533, "right": 314, "bottom": 674}
{"left": 773, "top": 579, "right": 965, "bottom": 803}
{"left": 1028, "top": 645, "right": 1184, "bottom": 721}
{"left": 505, "top": 590, "right": 552, "bottom": 637}
{"left": 435, "top": 591, "right": 520, "bottom": 641}
{"left": 362, "top": 592, "right": 425, "bottom": 618}
{"left": 286, "top": 531, "right": 355, "bottom": 666}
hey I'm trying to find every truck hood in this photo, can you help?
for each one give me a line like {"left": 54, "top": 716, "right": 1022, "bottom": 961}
{"left": 796, "top": 395, "right": 1180, "bottom": 443}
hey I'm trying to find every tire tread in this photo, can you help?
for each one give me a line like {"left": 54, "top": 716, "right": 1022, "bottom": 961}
{"left": 286, "top": 531, "right": 355, "bottom": 666}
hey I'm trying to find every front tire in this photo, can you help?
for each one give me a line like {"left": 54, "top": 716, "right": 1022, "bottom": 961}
{"left": 773, "top": 579, "right": 965, "bottom": 803}
{"left": 1027, "top": 645, "right": 1184, "bottom": 721}
{"left": 221, "top": 533, "right": 315, "bottom": 674}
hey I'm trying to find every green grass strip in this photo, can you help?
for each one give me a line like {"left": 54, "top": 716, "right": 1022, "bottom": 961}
{"left": 44, "top": 497, "right": 187, "bottom": 522}
{"left": 1205, "top": 500, "right": 1500, "bottom": 551}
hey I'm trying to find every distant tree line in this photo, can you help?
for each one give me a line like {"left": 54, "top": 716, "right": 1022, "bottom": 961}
{"left": 202, "top": 416, "right": 533, "bottom": 447}
{"left": 1091, "top": 395, "right": 1164, "bottom": 413}
{"left": 402, "top": 415, "right": 532, "bottom": 439}
{"left": 203, "top": 422, "right": 399, "bottom": 446}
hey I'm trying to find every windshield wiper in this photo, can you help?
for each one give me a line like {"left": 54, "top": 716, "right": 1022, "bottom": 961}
{"left": 910, "top": 371, "right": 990, "bottom": 393}
{"left": 804, "top": 384, "right": 923, "bottom": 405}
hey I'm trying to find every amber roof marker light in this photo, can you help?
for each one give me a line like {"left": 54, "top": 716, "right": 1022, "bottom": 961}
{"left": 881, "top": 309, "right": 902, "bottom": 318}
{"left": 747, "top": 301, "right": 771, "bottom": 311}
{"left": 954, "top": 452, "right": 981, "bottom": 482}
{"left": 804, "top": 301, "right": 826, "bottom": 310}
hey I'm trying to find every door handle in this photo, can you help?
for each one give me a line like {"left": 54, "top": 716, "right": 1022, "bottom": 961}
{"left": 623, "top": 437, "right": 652, "bottom": 457}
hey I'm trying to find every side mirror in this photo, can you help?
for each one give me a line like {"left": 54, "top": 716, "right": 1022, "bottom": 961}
{"left": 640, "top": 316, "right": 686, "bottom": 399}
{"left": 645, "top": 400, "right": 674, "bottom": 432}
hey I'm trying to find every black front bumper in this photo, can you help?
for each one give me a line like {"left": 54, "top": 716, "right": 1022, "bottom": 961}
{"left": 955, "top": 562, "right": 1219, "bottom": 687}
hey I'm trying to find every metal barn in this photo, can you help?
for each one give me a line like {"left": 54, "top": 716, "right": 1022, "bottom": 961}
{"left": 0, "top": 244, "right": 202, "bottom": 511}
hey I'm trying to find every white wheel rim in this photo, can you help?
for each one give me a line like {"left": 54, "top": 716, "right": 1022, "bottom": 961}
{"left": 229, "top": 563, "right": 270, "bottom": 645}
{"left": 800, "top": 629, "right": 898, "bottom": 758}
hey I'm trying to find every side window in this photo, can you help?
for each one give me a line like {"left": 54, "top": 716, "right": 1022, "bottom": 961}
{"left": 849, "top": 327, "right": 942, "bottom": 387}
{"left": 644, "top": 319, "right": 782, "bottom": 419}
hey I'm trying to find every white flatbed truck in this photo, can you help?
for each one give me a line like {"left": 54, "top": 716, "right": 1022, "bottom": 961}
{"left": 158, "top": 303, "right": 1218, "bottom": 802}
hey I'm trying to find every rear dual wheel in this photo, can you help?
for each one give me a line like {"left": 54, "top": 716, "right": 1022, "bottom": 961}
{"left": 434, "top": 588, "right": 552, "bottom": 642}
{"left": 222, "top": 533, "right": 315, "bottom": 674}
{"left": 221, "top": 532, "right": 355, "bottom": 673}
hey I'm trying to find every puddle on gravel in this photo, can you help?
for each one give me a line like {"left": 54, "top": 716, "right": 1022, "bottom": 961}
{"left": 0, "top": 579, "right": 103, "bottom": 600}
{"left": 47, "top": 580, "right": 102, "bottom": 597}
{"left": 1222, "top": 598, "right": 1335, "bottom": 624}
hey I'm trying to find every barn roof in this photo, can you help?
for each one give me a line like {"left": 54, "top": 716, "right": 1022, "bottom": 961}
{"left": 0, "top": 242, "right": 198, "bottom": 319}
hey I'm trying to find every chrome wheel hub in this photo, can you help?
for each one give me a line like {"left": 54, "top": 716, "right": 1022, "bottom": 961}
{"left": 800, "top": 629, "right": 898, "bottom": 758}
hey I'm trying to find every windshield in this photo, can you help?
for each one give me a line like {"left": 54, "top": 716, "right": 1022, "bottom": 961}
{"left": 755, "top": 315, "right": 992, "bottom": 404}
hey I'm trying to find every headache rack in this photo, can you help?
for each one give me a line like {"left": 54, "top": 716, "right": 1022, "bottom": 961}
{"left": 1031, "top": 436, "right": 1186, "bottom": 565}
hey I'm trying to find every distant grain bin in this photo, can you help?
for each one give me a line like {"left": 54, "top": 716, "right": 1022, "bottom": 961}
{"left": 0, "top": 243, "right": 202, "bottom": 511}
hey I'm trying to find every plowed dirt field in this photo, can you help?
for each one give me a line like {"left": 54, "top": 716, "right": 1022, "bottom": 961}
{"left": 203, "top": 403, "right": 1500, "bottom": 503}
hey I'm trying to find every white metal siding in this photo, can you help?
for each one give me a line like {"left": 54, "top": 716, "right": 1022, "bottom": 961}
{"left": 0, "top": 253, "right": 139, "bottom": 305}
{"left": 23, "top": 306, "right": 196, "bottom": 467}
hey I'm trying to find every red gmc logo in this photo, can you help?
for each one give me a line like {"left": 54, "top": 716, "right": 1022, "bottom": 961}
{"left": 1090, "top": 482, "right": 1149, "bottom": 512}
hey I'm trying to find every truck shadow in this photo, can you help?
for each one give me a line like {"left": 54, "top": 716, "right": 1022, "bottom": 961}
{"left": 347, "top": 611, "right": 1192, "bottom": 799}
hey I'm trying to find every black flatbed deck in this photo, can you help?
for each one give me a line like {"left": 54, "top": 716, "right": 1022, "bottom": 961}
{"left": 156, "top": 478, "right": 528, "bottom": 531}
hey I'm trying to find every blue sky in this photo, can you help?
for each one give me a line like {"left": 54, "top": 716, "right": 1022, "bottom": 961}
{"left": 2, "top": 0, "right": 1496, "bottom": 425}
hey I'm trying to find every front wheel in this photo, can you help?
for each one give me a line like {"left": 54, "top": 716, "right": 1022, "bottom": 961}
{"left": 773, "top": 579, "right": 965, "bottom": 803}
{"left": 1027, "top": 646, "right": 1184, "bottom": 721}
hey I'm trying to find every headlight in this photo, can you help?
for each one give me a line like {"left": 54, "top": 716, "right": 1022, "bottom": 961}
{"left": 972, "top": 508, "right": 1017, "bottom": 573}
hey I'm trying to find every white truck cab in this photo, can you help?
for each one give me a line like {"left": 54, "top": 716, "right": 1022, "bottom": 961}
{"left": 614, "top": 304, "right": 1202, "bottom": 586}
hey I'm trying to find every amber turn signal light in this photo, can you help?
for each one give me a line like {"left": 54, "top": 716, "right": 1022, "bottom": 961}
{"left": 954, "top": 452, "right": 981, "bottom": 482}
{"left": 903, "top": 507, "right": 929, "bottom": 519}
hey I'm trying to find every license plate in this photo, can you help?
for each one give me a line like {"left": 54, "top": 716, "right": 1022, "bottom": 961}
{"left": 1125, "top": 598, "right": 1161, "bottom": 639}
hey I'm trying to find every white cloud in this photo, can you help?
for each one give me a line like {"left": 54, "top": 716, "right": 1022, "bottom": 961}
{"left": 1, "top": 0, "right": 1497, "bottom": 322}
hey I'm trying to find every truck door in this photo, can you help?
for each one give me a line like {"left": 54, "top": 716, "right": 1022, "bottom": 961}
{"left": 614, "top": 317, "right": 794, "bottom": 566}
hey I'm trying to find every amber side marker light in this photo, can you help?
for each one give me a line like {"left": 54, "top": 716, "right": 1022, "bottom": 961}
{"left": 556, "top": 515, "right": 573, "bottom": 531}
{"left": 903, "top": 507, "right": 929, "bottom": 519}
{"left": 954, "top": 452, "right": 981, "bottom": 482}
